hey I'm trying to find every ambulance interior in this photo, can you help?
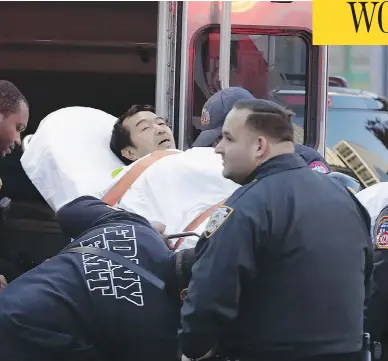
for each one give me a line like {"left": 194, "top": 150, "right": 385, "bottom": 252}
{"left": 0, "top": 2, "right": 160, "bottom": 277}
{"left": 0, "top": 2, "right": 311, "bottom": 280}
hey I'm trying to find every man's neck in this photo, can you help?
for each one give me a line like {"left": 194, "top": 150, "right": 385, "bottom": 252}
{"left": 261, "top": 141, "right": 295, "bottom": 164}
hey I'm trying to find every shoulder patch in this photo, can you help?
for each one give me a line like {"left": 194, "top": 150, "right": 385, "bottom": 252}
{"left": 309, "top": 161, "right": 329, "bottom": 174}
{"left": 376, "top": 216, "right": 388, "bottom": 249}
{"left": 204, "top": 205, "right": 234, "bottom": 239}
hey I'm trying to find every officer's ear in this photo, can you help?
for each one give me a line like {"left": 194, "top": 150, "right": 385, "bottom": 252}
{"left": 255, "top": 135, "right": 269, "bottom": 157}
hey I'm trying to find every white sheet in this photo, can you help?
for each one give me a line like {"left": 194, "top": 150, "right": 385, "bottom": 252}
{"left": 101, "top": 147, "right": 240, "bottom": 250}
{"left": 356, "top": 182, "right": 388, "bottom": 238}
{"left": 21, "top": 107, "right": 124, "bottom": 211}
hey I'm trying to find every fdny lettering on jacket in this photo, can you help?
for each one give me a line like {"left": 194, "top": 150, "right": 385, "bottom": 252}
{"left": 80, "top": 225, "right": 144, "bottom": 306}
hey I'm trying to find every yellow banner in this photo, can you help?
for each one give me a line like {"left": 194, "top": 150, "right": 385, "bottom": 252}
{"left": 313, "top": 0, "right": 388, "bottom": 45}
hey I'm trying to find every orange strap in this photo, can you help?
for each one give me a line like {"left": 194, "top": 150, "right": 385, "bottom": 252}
{"left": 102, "top": 150, "right": 175, "bottom": 206}
{"left": 173, "top": 199, "right": 226, "bottom": 251}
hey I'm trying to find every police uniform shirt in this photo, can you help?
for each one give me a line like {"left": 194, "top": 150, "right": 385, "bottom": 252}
{"left": 0, "top": 196, "right": 180, "bottom": 361}
{"left": 179, "top": 153, "right": 369, "bottom": 360}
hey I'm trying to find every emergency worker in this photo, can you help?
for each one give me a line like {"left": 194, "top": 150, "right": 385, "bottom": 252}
{"left": 0, "top": 80, "right": 28, "bottom": 157}
{"left": 356, "top": 182, "right": 388, "bottom": 236}
{"left": 192, "top": 87, "right": 331, "bottom": 173}
{"left": 0, "top": 195, "right": 192, "bottom": 361}
{"left": 192, "top": 87, "right": 254, "bottom": 148}
{"left": 0, "top": 80, "right": 29, "bottom": 287}
{"left": 363, "top": 182, "right": 388, "bottom": 361}
{"left": 179, "top": 99, "right": 371, "bottom": 361}
{"left": 192, "top": 87, "right": 330, "bottom": 174}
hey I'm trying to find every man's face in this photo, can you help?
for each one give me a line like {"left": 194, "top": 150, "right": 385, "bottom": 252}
{"left": 121, "top": 111, "right": 176, "bottom": 161}
{"left": 215, "top": 108, "right": 265, "bottom": 184}
{"left": 0, "top": 101, "right": 29, "bottom": 157}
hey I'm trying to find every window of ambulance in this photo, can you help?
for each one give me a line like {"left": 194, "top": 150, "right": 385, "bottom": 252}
{"left": 190, "top": 28, "right": 309, "bottom": 146}
{"left": 283, "top": 93, "right": 388, "bottom": 189}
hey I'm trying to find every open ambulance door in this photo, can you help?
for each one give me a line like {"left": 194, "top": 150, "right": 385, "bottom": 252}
{"left": 176, "top": 0, "right": 328, "bottom": 157}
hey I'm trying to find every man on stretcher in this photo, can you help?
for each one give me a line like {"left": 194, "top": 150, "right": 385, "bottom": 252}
{"left": 101, "top": 88, "right": 332, "bottom": 251}
{"left": 100, "top": 89, "right": 251, "bottom": 250}
{"left": 21, "top": 87, "right": 333, "bottom": 252}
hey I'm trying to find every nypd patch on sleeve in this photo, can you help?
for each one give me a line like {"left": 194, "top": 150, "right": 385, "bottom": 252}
{"left": 204, "top": 205, "right": 234, "bottom": 239}
{"left": 376, "top": 216, "right": 388, "bottom": 249}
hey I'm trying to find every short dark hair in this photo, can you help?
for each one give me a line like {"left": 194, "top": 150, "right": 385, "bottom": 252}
{"left": 0, "top": 80, "right": 28, "bottom": 118}
{"left": 110, "top": 104, "right": 155, "bottom": 165}
{"left": 234, "top": 99, "right": 295, "bottom": 142}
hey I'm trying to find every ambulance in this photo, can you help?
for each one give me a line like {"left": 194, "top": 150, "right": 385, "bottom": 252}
{"left": 0, "top": 1, "right": 329, "bottom": 277}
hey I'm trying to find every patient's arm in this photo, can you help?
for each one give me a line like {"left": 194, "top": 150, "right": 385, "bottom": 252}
{"left": 56, "top": 195, "right": 119, "bottom": 239}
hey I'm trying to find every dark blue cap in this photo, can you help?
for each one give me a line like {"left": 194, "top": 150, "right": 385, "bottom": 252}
{"left": 192, "top": 87, "right": 254, "bottom": 147}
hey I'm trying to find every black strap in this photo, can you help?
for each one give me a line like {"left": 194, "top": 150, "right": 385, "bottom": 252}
{"left": 62, "top": 246, "right": 165, "bottom": 291}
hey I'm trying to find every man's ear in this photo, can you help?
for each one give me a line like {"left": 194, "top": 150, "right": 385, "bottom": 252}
{"left": 256, "top": 136, "right": 264, "bottom": 152}
{"left": 121, "top": 147, "right": 137, "bottom": 162}
{"left": 256, "top": 136, "right": 269, "bottom": 157}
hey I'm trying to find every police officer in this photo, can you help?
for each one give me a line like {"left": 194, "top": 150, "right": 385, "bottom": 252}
{"left": 192, "top": 87, "right": 331, "bottom": 174}
{"left": 356, "top": 182, "right": 388, "bottom": 236}
{"left": 179, "top": 99, "right": 371, "bottom": 361}
{"left": 0, "top": 80, "right": 28, "bottom": 157}
{"left": 0, "top": 195, "right": 192, "bottom": 361}
{"left": 0, "top": 80, "right": 29, "bottom": 286}
{"left": 363, "top": 184, "right": 388, "bottom": 360}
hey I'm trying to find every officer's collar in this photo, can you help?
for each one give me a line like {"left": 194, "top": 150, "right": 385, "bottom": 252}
{"left": 243, "top": 153, "right": 307, "bottom": 185}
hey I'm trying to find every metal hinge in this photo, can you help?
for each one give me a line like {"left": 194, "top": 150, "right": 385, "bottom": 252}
{"left": 165, "top": 1, "right": 178, "bottom": 128}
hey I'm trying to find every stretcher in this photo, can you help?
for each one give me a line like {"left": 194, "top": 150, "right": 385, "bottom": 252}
{"left": 21, "top": 107, "right": 240, "bottom": 251}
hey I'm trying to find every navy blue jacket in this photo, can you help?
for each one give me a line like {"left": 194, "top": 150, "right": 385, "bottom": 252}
{"left": 0, "top": 196, "right": 179, "bottom": 361}
{"left": 179, "top": 153, "right": 369, "bottom": 360}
